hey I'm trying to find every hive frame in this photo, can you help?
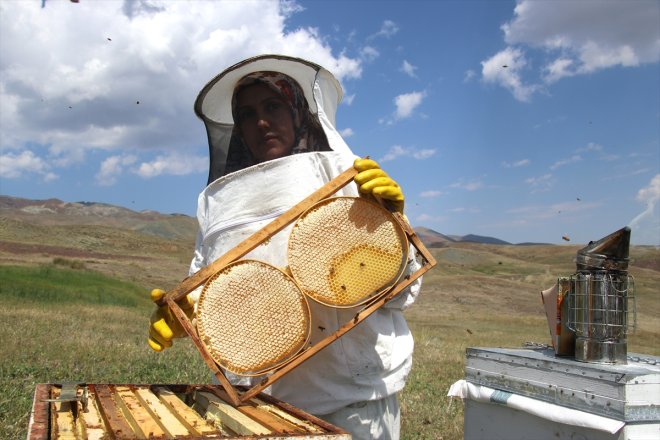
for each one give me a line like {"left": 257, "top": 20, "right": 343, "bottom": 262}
{"left": 160, "top": 165, "right": 437, "bottom": 406}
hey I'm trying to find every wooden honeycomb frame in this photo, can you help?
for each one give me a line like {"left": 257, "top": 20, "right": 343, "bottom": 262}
{"left": 159, "top": 166, "right": 437, "bottom": 406}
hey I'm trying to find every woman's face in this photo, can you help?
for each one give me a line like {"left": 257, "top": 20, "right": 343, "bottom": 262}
{"left": 235, "top": 83, "right": 296, "bottom": 163}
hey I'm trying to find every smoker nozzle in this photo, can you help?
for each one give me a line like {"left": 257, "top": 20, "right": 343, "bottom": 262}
{"left": 575, "top": 227, "right": 631, "bottom": 272}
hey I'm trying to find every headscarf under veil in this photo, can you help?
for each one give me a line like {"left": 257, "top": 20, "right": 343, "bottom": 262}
{"left": 224, "top": 71, "right": 331, "bottom": 176}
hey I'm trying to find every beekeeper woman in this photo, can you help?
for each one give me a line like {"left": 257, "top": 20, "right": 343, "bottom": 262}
{"left": 148, "top": 55, "right": 422, "bottom": 440}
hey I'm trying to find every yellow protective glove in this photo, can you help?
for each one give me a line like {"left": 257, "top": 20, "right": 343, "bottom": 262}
{"left": 148, "top": 289, "right": 194, "bottom": 352}
{"left": 353, "top": 158, "right": 405, "bottom": 213}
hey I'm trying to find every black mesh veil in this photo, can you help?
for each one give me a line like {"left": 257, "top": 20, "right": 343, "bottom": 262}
{"left": 194, "top": 54, "right": 350, "bottom": 185}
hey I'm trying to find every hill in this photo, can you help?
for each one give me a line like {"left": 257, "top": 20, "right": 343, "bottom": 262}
{"left": 0, "top": 195, "right": 198, "bottom": 240}
{"left": 1, "top": 195, "right": 522, "bottom": 246}
{"left": 460, "top": 233, "right": 511, "bottom": 245}
{"left": 414, "top": 226, "right": 456, "bottom": 247}
{"left": 415, "top": 226, "right": 534, "bottom": 246}
{"left": 0, "top": 195, "right": 198, "bottom": 288}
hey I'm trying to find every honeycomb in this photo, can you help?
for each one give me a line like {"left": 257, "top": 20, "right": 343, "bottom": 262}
{"left": 196, "top": 260, "right": 310, "bottom": 375}
{"left": 287, "top": 197, "right": 408, "bottom": 307}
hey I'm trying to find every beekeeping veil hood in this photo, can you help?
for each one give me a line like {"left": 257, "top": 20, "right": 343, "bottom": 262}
{"left": 194, "top": 54, "right": 354, "bottom": 184}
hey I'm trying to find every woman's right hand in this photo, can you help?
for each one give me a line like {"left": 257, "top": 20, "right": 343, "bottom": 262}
{"left": 148, "top": 289, "right": 194, "bottom": 352}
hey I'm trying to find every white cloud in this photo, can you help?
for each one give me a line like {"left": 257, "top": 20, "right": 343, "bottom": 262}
{"left": 481, "top": 47, "right": 538, "bottom": 102}
{"left": 463, "top": 69, "right": 476, "bottom": 83}
{"left": 279, "top": 0, "right": 305, "bottom": 16}
{"left": 525, "top": 173, "right": 554, "bottom": 192}
{"left": 379, "top": 145, "right": 408, "bottom": 162}
{"left": 636, "top": 174, "right": 660, "bottom": 205}
{"left": 508, "top": 200, "right": 601, "bottom": 220}
{"left": 394, "top": 91, "right": 426, "bottom": 119}
{"left": 49, "top": 145, "right": 87, "bottom": 168}
{"left": 449, "top": 207, "right": 480, "bottom": 214}
{"left": 413, "top": 149, "right": 436, "bottom": 159}
{"left": 449, "top": 179, "right": 483, "bottom": 191}
{"left": 379, "top": 145, "right": 436, "bottom": 162}
{"left": 481, "top": 1, "right": 660, "bottom": 100}
{"left": 416, "top": 213, "right": 447, "bottom": 223}
{"left": 550, "top": 155, "right": 582, "bottom": 170}
{"left": 502, "top": 159, "right": 530, "bottom": 168}
{"left": 629, "top": 174, "right": 660, "bottom": 245}
{"left": 0, "top": 150, "right": 56, "bottom": 181}
{"left": 0, "top": 0, "right": 362, "bottom": 178}
{"left": 503, "top": 1, "right": 659, "bottom": 71}
{"left": 401, "top": 60, "right": 417, "bottom": 78}
{"left": 96, "top": 154, "right": 137, "bottom": 186}
{"left": 420, "top": 190, "right": 444, "bottom": 198}
{"left": 339, "top": 128, "right": 354, "bottom": 137}
{"left": 543, "top": 57, "right": 574, "bottom": 83}
{"left": 343, "top": 94, "right": 356, "bottom": 105}
{"left": 576, "top": 142, "right": 603, "bottom": 153}
{"left": 136, "top": 153, "right": 207, "bottom": 178}
{"left": 369, "top": 20, "right": 399, "bottom": 40}
{"left": 360, "top": 46, "right": 380, "bottom": 62}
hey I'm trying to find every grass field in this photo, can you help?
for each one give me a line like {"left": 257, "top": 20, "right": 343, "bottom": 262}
{"left": 1, "top": 243, "right": 658, "bottom": 439}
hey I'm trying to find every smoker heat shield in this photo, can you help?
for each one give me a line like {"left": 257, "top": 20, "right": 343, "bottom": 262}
{"left": 575, "top": 226, "right": 631, "bottom": 272}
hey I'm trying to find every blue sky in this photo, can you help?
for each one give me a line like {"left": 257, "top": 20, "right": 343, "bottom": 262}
{"left": 1, "top": 0, "right": 658, "bottom": 245}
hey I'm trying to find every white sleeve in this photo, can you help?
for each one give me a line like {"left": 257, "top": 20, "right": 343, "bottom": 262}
{"left": 187, "top": 230, "right": 205, "bottom": 309}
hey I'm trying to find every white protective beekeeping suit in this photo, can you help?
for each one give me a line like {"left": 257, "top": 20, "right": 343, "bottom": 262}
{"left": 190, "top": 54, "right": 422, "bottom": 416}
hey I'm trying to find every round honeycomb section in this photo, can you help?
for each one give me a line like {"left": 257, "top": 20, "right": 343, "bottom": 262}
{"left": 197, "top": 260, "right": 310, "bottom": 376}
{"left": 287, "top": 197, "right": 408, "bottom": 307}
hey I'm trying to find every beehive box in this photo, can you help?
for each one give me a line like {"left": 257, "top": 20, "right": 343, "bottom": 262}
{"left": 461, "top": 347, "right": 660, "bottom": 440}
{"left": 465, "top": 347, "right": 660, "bottom": 422}
{"left": 28, "top": 383, "right": 351, "bottom": 439}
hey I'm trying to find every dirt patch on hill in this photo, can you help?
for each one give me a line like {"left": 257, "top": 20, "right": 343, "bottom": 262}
{"left": 0, "top": 240, "right": 154, "bottom": 261}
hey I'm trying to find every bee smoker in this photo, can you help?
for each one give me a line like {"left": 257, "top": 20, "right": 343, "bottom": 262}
{"left": 567, "top": 227, "right": 636, "bottom": 364}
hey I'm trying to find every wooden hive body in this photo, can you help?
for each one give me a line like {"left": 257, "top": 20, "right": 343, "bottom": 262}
{"left": 28, "top": 383, "right": 351, "bottom": 439}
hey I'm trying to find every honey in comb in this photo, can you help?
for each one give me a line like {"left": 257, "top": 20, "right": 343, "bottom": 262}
{"left": 287, "top": 197, "right": 408, "bottom": 307}
{"left": 196, "top": 260, "right": 310, "bottom": 375}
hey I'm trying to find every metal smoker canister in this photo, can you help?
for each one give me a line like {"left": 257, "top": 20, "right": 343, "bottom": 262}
{"left": 568, "top": 227, "right": 636, "bottom": 364}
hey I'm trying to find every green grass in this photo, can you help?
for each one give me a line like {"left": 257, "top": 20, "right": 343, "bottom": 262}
{"left": 0, "top": 264, "right": 148, "bottom": 307}
{"left": 0, "top": 265, "right": 210, "bottom": 439}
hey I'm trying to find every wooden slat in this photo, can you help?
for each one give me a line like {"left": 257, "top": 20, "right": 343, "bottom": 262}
{"left": 49, "top": 388, "right": 78, "bottom": 440}
{"left": 93, "top": 384, "right": 135, "bottom": 440}
{"left": 78, "top": 391, "right": 107, "bottom": 440}
{"left": 27, "top": 384, "right": 50, "bottom": 440}
{"left": 191, "top": 392, "right": 239, "bottom": 436}
{"left": 194, "top": 391, "right": 271, "bottom": 436}
{"left": 153, "top": 386, "right": 224, "bottom": 436}
{"left": 115, "top": 386, "right": 166, "bottom": 439}
{"left": 133, "top": 387, "right": 191, "bottom": 438}
{"left": 208, "top": 387, "right": 305, "bottom": 434}
{"left": 52, "top": 401, "right": 78, "bottom": 440}
{"left": 253, "top": 392, "right": 352, "bottom": 436}
{"left": 252, "top": 397, "right": 324, "bottom": 434}
{"left": 240, "top": 405, "right": 305, "bottom": 434}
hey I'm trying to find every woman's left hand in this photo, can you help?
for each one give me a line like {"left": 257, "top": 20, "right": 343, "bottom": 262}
{"left": 353, "top": 158, "right": 405, "bottom": 213}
